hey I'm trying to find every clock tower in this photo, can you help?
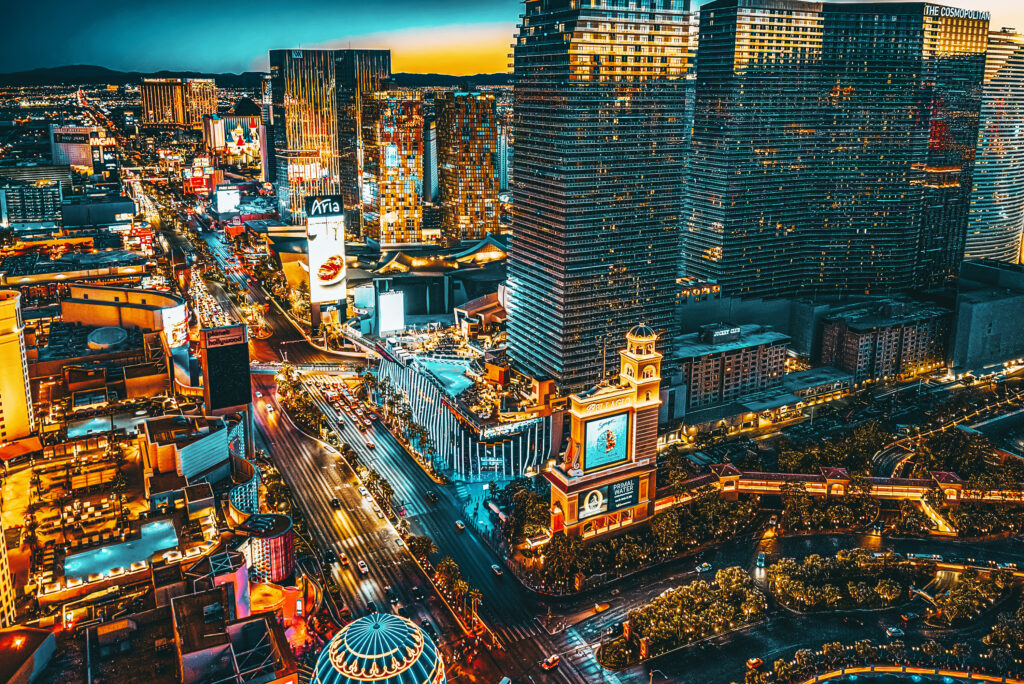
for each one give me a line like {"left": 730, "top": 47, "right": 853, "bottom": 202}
{"left": 545, "top": 325, "right": 662, "bottom": 539}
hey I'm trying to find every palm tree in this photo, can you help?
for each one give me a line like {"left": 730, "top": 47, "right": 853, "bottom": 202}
{"left": 468, "top": 588, "right": 483, "bottom": 621}
{"left": 773, "top": 659, "right": 793, "bottom": 683}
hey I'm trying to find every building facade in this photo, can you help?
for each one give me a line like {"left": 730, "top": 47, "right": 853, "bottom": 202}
{"left": 140, "top": 78, "right": 185, "bottom": 127}
{"left": 0, "top": 291, "right": 35, "bottom": 443}
{"left": 0, "top": 179, "right": 62, "bottom": 230}
{"left": 674, "top": 324, "right": 789, "bottom": 413}
{"left": 966, "top": 28, "right": 1024, "bottom": 264}
{"left": 819, "top": 300, "right": 952, "bottom": 384}
{"left": 0, "top": 500, "right": 15, "bottom": 627}
{"left": 683, "top": 0, "right": 989, "bottom": 297}
{"left": 436, "top": 92, "right": 500, "bottom": 243}
{"left": 184, "top": 79, "right": 217, "bottom": 129}
{"left": 508, "top": 0, "right": 693, "bottom": 392}
{"left": 236, "top": 514, "right": 295, "bottom": 583}
{"left": 49, "top": 125, "right": 116, "bottom": 172}
{"left": 269, "top": 49, "right": 390, "bottom": 223}
{"left": 361, "top": 91, "right": 424, "bottom": 243}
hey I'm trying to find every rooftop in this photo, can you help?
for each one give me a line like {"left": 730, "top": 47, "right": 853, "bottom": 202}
{"left": 142, "top": 414, "right": 226, "bottom": 448}
{"left": 824, "top": 297, "right": 951, "bottom": 331}
{"left": 672, "top": 324, "right": 790, "bottom": 359}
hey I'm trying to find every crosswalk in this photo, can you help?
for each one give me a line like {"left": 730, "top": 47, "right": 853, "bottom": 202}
{"left": 492, "top": 620, "right": 543, "bottom": 646}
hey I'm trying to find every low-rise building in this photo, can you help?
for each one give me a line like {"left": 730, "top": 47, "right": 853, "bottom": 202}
{"left": 818, "top": 299, "right": 951, "bottom": 383}
{"left": 672, "top": 323, "right": 790, "bottom": 414}
{"left": 950, "top": 260, "right": 1024, "bottom": 374}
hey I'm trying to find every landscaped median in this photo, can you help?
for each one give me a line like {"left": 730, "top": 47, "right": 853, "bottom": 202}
{"left": 597, "top": 566, "right": 766, "bottom": 669}
{"left": 766, "top": 548, "right": 931, "bottom": 612}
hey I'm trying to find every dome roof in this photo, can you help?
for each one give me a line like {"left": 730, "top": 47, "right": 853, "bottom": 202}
{"left": 311, "top": 614, "right": 445, "bottom": 684}
{"left": 86, "top": 326, "right": 128, "bottom": 350}
{"left": 627, "top": 323, "right": 657, "bottom": 340}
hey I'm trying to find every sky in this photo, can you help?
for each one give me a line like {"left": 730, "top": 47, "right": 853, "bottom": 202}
{"left": 2, "top": 0, "right": 1022, "bottom": 76}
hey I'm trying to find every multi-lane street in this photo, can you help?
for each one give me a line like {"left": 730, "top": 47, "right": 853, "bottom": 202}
{"left": 144, "top": 184, "right": 1024, "bottom": 684}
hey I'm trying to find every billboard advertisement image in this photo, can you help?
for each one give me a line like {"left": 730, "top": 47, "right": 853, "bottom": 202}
{"left": 161, "top": 304, "right": 189, "bottom": 348}
{"left": 377, "top": 290, "right": 405, "bottom": 335}
{"left": 583, "top": 411, "right": 630, "bottom": 472}
{"left": 200, "top": 325, "right": 252, "bottom": 411}
{"left": 305, "top": 194, "right": 346, "bottom": 304}
{"left": 577, "top": 477, "right": 640, "bottom": 521}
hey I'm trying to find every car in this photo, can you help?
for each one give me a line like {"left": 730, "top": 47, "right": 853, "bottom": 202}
{"left": 323, "top": 550, "right": 337, "bottom": 564}
{"left": 358, "top": 486, "right": 370, "bottom": 498}
{"left": 900, "top": 612, "right": 920, "bottom": 624}
{"left": 339, "top": 552, "right": 349, "bottom": 565}
{"left": 266, "top": 405, "right": 274, "bottom": 413}
{"left": 769, "top": 515, "right": 778, "bottom": 527}
{"left": 696, "top": 562, "right": 712, "bottom": 573}
{"left": 491, "top": 564, "right": 504, "bottom": 576}
{"left": 747, "top": 658, "right": 764, "bottom": 669}
{"left": 420, "top": 619, "right": 437, "bottom": 639}
{"left": 872, "top": 521, "right": 884, "bottom": 533}
{"left": 395, "top": 537, "right": 404, "bottom": 547}
{"left": 330, "top": 498, "right": 341, "bottom": 509}
{"left": 366, "top": 442, "right": 375, "bottom": 449}
{"left": 425, "top": 491, "right": 439, "bottom": 504}
{"left": 371, "top": 504, "right": 380, "bottom": 513}
{"left": 886, "top": 627, "right": 905, "bottom": 638}
{"left": 366, "top": 601, "right": 378, "bottom": 614}
{"left": 357, "top": 560, "right": 369, "bottom": 575}
{"left": 541, "top": 655, "right": 560, "bottom": 670}
{"left": 254, "top": 391, "right": 262, "bottom": 398}
{"left": 455, "top": 520, "right": 466, "bottom": 531}
{"left": 376, "top": 510, "right": 385, "bottom": 520}
{"left": 756, "top": 552, "right": 767, "bottom": 568}
{"left": 385, "top": 587, "right": 398, "bottom": 604}
{"left": 411, "top": 586, "right": 424, "bottom": 601}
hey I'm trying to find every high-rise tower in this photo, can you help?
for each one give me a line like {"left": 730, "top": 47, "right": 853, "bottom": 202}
{"left": 0, "top": 290, "right": 33, "bottom": 443}
{"left": 683, "top": 0, "right": 988, "bottom": 296}
{"left": 360, "top": 91, "right": 423, "bottom": 243}
{"left": 436, "top": 92, "right": 500, "bottom": 243}
{"left": 966, "top": 28, "right": 1024, "bottom": 263}
{"left": 509, "top": 0, "right": 693, "bottom": 392}
{"left": 269, "top": 49, "right": 390, "bottom": 223}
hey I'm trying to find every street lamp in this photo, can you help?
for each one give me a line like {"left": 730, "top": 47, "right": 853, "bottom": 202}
{"left": 650, "top": 670, "right": 670, "bottom": 683}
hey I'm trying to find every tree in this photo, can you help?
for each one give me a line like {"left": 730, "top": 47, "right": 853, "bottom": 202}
{"left": 773, "top": 659, "right": 793, "bottom": 683}
{"left": 822, "top": 642, "right": 845, "bottom": 666}
{"left": 407, "top": 535, "right": 437, "bottom": 561}
{"left": 794, "top": 649, "right": 817, "bottom": 673}
{"left": 922, "top": 640, "right": 943, "bottom": 659}
{"left": 874, "top": 578, "right": 903, "bottom": 604}
{"left": 854, "top": 639, "right": 877, "bottom": 663}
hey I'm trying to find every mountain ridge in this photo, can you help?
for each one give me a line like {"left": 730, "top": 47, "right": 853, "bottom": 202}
{"left": 0, "top": 65, "right": 511, "bottom": 88}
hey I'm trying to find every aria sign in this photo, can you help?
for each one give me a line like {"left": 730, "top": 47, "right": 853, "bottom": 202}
{"left": 305, "top": 195, "right": 344, "bottom": 219}
{"left": 924, "top": 5, "right": 990, "bottom": 20}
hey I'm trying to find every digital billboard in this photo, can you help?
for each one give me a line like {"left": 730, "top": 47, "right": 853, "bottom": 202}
{"left": 577, "top": 477, "right": 640, "bottom": 521}
{"left": 582, "top": 412, "right": 630, "bottom": 472}
{"left": 304, "top": 194, "right": 346, "bottom": 304}
{"left": 376, "top": 290, "right": 405, "bottom": 335}
{"left": 161, "top": 304, "right": 188, "bottom": 348}
{"left": 200, "top": 325, "right": 252, "bottom": 411}
{"left": 215, "top": 186, "right": 241, "bottom": 214}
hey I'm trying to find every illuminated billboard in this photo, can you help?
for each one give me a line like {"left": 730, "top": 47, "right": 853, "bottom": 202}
{"left": 215, "top": 186, "right": 241, "bottom": 214}
{"left": 377, "top": 290, "right": 405, "bottom": 335}
{"left": 162, "top": 304, "right": 188, "bottom": 348}
{"left": 577, "top": 477, "right": 640, "bottom": 521}
{"left": 582, "top": 412, "right": 630, "bottom": 472}
{"left": 304, "top": 194, "right": 346, "bottom": 304}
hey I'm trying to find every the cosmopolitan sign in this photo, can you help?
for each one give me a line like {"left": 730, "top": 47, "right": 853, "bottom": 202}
{"left": 924, "top": 5, "right": 990, "bottom": 20}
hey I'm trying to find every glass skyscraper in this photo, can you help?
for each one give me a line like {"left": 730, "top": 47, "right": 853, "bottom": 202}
{"left": 269, "top": 49, "right": 390, "bottom": 223}
{"left": 436, "top": 91, "right": 500, "bottom": 243}
{"left": 509, "top": 0, "right": 693, "bottom": 392}
{"left": 966, "top": 28, "right": 1024, "bottom": 264}
{"left": 360, "top": 91, "right": 424, "bottom": 243}
{"left": 684, "top": 0, "right": 988, "bottom": 297}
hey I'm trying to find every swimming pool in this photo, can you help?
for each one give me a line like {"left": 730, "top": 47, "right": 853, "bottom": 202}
{"left": 417, "top": 358, "right": 474, "bottom": 397}
{"left": 64, "top": 519, "right": 179, "bottom": 581}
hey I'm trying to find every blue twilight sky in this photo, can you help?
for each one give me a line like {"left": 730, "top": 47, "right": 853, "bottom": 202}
{"left": 1, "top": 0, "right": 1020, "bottom": 76}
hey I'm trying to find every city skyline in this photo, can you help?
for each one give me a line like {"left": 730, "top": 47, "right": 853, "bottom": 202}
{"left": 3, "top": 0, "right": 1023, "bottom": 76}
